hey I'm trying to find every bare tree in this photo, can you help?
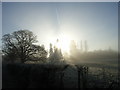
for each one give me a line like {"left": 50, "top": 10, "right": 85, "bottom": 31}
{"left": 2, "top": 30, "right": 47, "bottom": 63}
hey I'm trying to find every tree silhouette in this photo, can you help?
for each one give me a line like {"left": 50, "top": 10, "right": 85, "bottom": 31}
{"left": 84, "top": 40, "right": 88, "bottom": 52}
{"left": 2, "top": 30, "right": 47, "bottom": 63}
{"left": 69, "top": 40, "right": 78, "bottom": 56}
{"left": 49, "top": 43, "right": 53, "bottom": 57}
{"left": 49, "top": 39, "right": 63, "bottom": 64}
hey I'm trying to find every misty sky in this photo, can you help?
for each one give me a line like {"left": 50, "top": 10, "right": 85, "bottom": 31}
{"left": 2, "top": 2, "right": 118, "bottom": 51}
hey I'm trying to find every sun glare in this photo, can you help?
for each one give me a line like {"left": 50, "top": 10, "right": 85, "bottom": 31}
{"left": 52, "top": 34, "right": 71, "bottom": 54}
{"left": 60, "top": 36, "right": 70, "bottom": 52}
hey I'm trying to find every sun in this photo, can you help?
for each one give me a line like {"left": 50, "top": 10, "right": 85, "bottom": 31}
{"left": 48, "top": 33, "right": 72, "bottom": 55}
{"left": 55, "top": 34, "right": 71, "bottom": 54}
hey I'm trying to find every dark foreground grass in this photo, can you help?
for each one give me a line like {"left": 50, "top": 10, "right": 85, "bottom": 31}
{"left": 2, "top": 63, "right": 119, "bottom": 89}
